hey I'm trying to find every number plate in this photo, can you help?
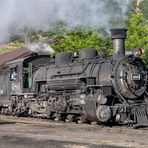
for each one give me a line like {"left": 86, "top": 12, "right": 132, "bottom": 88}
{"left": 131, "top": 74, "right": 141, "bottom": 80}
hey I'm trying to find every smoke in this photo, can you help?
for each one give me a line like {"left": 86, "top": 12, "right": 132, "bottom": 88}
{"left": 28, "top": 43, "right": 54, "bottom": 54}
{"left": 0, "top": 0, "right": 129, "bottom": 43}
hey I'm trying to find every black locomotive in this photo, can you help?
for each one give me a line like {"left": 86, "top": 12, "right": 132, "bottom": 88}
{"left": 0, "top": 29, "right": 148, "bottom": 127}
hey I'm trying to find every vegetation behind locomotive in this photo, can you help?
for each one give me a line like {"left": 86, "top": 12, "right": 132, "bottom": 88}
{"left": 0, "top": 29, "right": 147, "bottom": 127}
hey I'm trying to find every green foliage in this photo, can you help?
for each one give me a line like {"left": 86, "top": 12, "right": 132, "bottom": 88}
{"left": 0, "top": 26, "right": 112, "bottom": 56}
{"left": 50, "top": 27, "right": 112, "bottom": 56}
{"left": 128, "top": 0, "right": 148, "bottom": 20}
{"left": 140, "top": 0, "right": 148, "bottom": 19}
{"left": 125, "top": 13, "right": 148, "bottom": 65}
{"left": 0, "top": 41, "right": 23, "bottom": 54}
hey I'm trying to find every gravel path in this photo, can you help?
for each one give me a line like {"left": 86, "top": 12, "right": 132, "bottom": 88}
{"left": 0, "top": 115, "right": 147, "bottom": 148}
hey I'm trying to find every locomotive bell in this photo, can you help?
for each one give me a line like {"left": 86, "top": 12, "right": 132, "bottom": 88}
{"left": 110, "top": 28, "right": 127, "bottom": 56}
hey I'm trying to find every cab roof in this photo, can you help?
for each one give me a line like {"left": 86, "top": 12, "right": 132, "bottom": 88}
{"left": 0, "top": 48, "right": 31, "bottom": 68}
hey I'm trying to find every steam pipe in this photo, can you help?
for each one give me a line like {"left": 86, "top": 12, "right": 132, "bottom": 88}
{"left": 110, "top": 28, "right": 127, "bottom": 56}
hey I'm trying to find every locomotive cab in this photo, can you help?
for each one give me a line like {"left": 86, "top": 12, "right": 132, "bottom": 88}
{"left": 8, "top": 61, "right": 22, "bottom": 95}
{"left": 6, "top": 55, "right": 51, "bottom": 95}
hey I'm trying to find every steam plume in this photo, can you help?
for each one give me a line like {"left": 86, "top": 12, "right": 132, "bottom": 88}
{"left": 0, "top": 0, "right": 129, "bottom": 43}
{"left": 28, "top": 43, "right": 54, "bottom": 54}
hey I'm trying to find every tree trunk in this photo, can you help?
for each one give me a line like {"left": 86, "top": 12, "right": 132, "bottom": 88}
{"left": 136, "top": 0, "right": 144, "bottom": 13}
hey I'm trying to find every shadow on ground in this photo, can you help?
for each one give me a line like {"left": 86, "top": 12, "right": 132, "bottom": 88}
{"left": 0, "top": 136, "right": 128, "bottom": 148}
{"left": 0, "top": 121, "right": 16, "bottom": 125}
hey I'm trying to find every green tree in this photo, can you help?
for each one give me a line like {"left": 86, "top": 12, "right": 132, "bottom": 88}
{"left": 50, "top": 27, "right": 112, "bottom": 56}
{"left": 128, "top": 0, "right": 148, "bottom": 19}
{"left": 140, "top": 0, "right": 148, "bottom": 19}
{"left": 126, "top": 13, "right": 148, "bottom": 65}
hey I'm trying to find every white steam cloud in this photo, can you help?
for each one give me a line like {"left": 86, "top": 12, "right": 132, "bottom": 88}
{"left": 0, "top": 0, "right": 129, "bottom": 43}
{"left": 28, "top": 42, "right": 54, "bottom": 54}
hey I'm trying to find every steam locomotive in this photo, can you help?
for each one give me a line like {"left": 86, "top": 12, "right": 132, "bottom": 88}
{"left": 0, "top": 29, "right": 148, "bottom": 127}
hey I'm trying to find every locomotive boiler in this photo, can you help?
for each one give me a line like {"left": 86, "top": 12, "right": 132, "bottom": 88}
{"left": 0, "top": 29, "right": 148, "bottom": 127}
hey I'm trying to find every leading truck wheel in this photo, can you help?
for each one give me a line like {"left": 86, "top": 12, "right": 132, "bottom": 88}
{"left": 96, "top": 105, "right": 112, "bottom": 122}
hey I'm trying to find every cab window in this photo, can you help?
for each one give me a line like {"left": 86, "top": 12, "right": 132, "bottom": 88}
{"left": 10, "top": 67, "right": 17, "bottom": 81}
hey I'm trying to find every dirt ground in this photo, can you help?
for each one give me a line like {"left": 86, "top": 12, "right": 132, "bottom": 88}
{"left": 0, "top": 115, "right": 147, "bottom": 148}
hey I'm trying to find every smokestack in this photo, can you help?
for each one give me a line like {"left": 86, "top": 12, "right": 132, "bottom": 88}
{"left": 110, "top": 28, "right": 127, "bottom": 56}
